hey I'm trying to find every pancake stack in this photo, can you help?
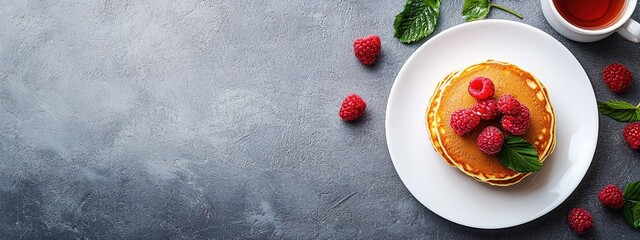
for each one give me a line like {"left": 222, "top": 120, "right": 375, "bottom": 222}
{"left": 426, "top": 60, "right": 556, "bottom": 186}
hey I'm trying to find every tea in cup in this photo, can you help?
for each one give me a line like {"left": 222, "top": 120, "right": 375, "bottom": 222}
{"left": 541, "top": 0, "right": 640, "bottom": 42}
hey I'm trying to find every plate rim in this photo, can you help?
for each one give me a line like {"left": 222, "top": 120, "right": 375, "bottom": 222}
{"left": 385, "top": 19, "right": 599, "bottom": 229}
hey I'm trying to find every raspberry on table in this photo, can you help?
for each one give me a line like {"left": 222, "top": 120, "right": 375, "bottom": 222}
{"left": 598, "top": 184, "right": 624, "bottom": 210}
{"left": 353, "top": 35, "right": 381, "bottom": 65}
{"left": 449, "top": 108, "right": 480, "bottom": 135}
{"left": 603, "top": 63, "right": 632, "bottom": 93}
{"left": 497, "top": 94, "right": 522, "bottom": 115}
{"left": 568, "top": 208, "right": 593, "bottom": 235}
{"left": 501, "top": 103, "right": 531, "bottom": 136}
{"left": 468, "top": 77, "right": 495, "bottom": 100}
{"left": 623, "top": 122, "right": 640, "bottom": 149}
{"left": 476, "top": 126, "right": 504, "bottom": 155}
{"left": 472, "top": 98, "right": 500, "bottom": 120}
{"left": 339, "top": 94, "right": 366, "bottom": 121}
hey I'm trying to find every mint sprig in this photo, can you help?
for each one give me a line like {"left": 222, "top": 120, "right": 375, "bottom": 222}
{"left": 623, "top": 180, "right": 640, "bottom": 228}
{"left": 496, "top": 136, "right": 542, "bottom": 173}
{"left": 462, "top": 0, "right": 522, "bottom": 22}
{"left": 393, "top": 0, "right": 442, "bottom": 44}
{"left": 624, "top": 204, "right": 640, "bottom": 228}
{"left": 597, "top": 100, "right": 640, "bottom": 122}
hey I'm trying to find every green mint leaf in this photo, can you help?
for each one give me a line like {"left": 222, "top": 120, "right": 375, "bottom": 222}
{"left": 623, "top": 201, "right": 640, "bottom": 228}
{"left": 634, "top": 204, "right": 640, "bottom": 228}
{"left": 462, "top": 0, "right": 490, "bottom": 21}
{"left": 623, "top": 180, "right": 640, "bottom": 228}
{"left": 462, "top": 0, "right": 523, "bottom": 22}
{"left": 597, "top": 100, "right": 640, "bottom": 122}
{"left": 496, "top": 136, "right": 542, "bottom": 173}
{"left": 394, "top": 0, "right": 441, "bottom": 44}
{"left": 624, "top": 180, "right": 640, "bottom": 202}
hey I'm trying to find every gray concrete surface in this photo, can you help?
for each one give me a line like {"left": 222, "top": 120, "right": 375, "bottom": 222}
{"left": 0, "top": 0, "right": 639, "bottom": 239}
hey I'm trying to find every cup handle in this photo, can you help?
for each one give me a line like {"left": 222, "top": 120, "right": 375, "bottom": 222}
{"left": 617, "top": 19, "right": 640, "bottom": 43}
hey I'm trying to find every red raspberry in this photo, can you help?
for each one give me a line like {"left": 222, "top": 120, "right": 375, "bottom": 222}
{"left": 477, "top": 126, "right": 504, "bottom": 155}
{"left": 568, "top": 208, "right": 593, "bottom": 234}
{"left": 623, "top": 122, "right": 640, "bottom": 149}
{"left": 501, "top": 103, "right": 531, "bottom": 136}
{"left": 468, "top": 77, "right": 495, "bottom": 100}
{"left": 603, "top": 63, "right": 632, "bottom": 93}
{"left": 449, "top": 109, "right": 480, "bottom": 135}
{"left": 497, "top": 94, "right": 522, "bottom": 115}
{"left": 598, "top": 184, "right": 624, "bottom": 210}
{"left": 339, "top": 94, "right": 366, "bottom": 121}
{"left": 353, "top": 35, "right": 381, "bottom": 65}
{"left": 472, "top": 98, "right": 500, "bottom": 120}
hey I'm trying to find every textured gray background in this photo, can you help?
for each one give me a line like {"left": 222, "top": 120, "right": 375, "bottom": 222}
{"left": 0, "top": 0, "right": 639, "bottom": 239}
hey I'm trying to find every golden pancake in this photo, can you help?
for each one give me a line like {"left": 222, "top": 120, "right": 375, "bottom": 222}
{"left": 426, "top": 60, "right": 556, "bottom": 186}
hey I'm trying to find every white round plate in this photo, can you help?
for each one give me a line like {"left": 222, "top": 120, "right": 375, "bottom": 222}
{"left": 386, "top": 20, "right": 598, "bottom": 229}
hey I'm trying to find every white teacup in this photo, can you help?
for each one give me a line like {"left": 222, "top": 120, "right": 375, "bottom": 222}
{"left": 541, "top": 0, "right": 640, "bottom": 42}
